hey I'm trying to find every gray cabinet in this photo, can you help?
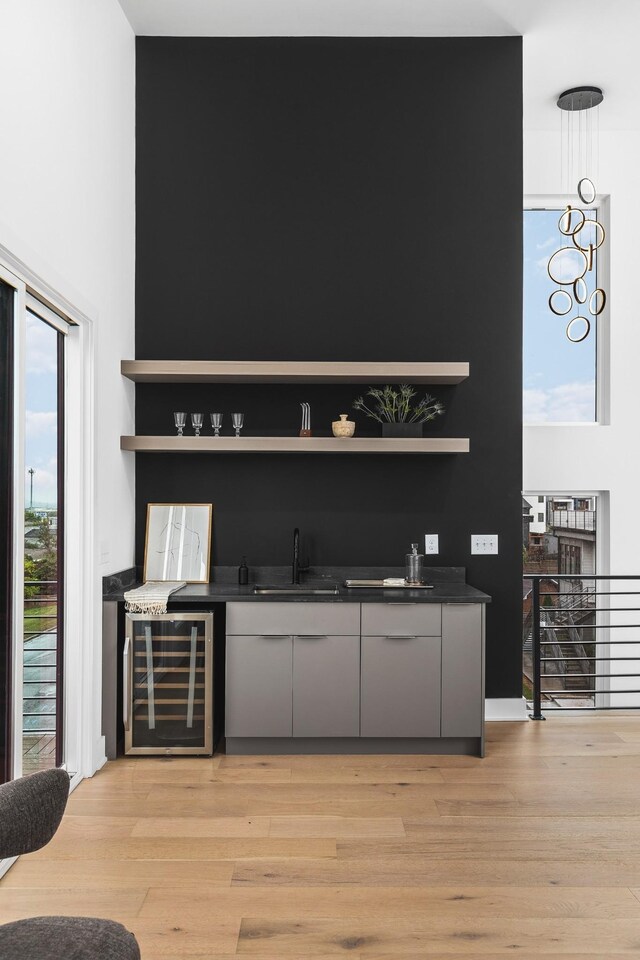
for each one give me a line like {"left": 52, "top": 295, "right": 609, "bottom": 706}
{"left": 226, "top": 603, "right": 360, "bottom": 739}
{"left": 225, "top": 600, "right": 485, "bottom": 753}
{"left": 293, "top": 634, "right": 360, "bottom": 737}
{"left": 360, "top": 634, "right": 441, "bottom": 737}
{"left": 225, "top": 634, "right": 293, "bottom": 737}
{"left": 441, "top": 603, "right": 484, "bottom": 738}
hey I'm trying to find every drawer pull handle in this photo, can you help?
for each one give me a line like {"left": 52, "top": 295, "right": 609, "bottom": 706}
{"left": 389, "top": 635, "right": 417, "bottom": 640}
{"left": 387, "top": 602, "right": 419, "bottom": 606}
{"left": 297, "top": 634, "right": 328, "bottom": 639}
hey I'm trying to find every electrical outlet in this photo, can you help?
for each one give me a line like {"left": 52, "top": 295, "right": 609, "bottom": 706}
{"left": 425, "top": 534, "right": 439, "bottom": 554}
{"left": 471, "top": 534, "right": 498, "bottom": 555}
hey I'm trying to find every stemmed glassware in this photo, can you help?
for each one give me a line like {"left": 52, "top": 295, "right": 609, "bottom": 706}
{"left": 231, "top": 413, "right": 244, "bottom": 438}
{"left": 174, "top": 412, "right": 186, "bottom": 437}
{"left": 210, "top": 413, "right": 223, "bottom": 437}
{"left": 191, "top": 413, "right": 203, "bottom": 437}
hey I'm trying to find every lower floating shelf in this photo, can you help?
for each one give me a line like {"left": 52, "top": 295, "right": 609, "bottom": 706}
{"left": 121, "top": 436, "right": 470, "bottom": 454}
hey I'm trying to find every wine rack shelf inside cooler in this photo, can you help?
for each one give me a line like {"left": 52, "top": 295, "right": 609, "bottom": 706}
{"left": 124, "top": 612, "right": 213, "bottom": 755}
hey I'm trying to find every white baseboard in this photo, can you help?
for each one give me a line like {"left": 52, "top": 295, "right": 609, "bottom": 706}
{"left": 485, "top": 697, "right": 529, "bottom": 721}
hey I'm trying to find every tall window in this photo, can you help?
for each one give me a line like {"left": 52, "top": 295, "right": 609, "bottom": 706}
{"left": 22, "top": 310, "right": 64, "bottom": 772}
{"left": 0, "top": 267, "right": 70, "bottom": 784}
{"left": 523, "top": 208, "right": 598, "bottom": 423}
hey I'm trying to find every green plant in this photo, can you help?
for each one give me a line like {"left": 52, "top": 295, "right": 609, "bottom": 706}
{"left": 352, "top": 384, "right": 444, "bottom": 424}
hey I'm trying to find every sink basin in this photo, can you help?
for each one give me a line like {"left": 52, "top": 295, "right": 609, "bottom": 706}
{"left": 254, "top": 583, "right": 340, "bottom": 596}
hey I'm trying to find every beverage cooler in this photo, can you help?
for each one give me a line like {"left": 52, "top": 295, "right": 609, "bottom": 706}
{"left": 124, "top": 612, "right": 213, "bottom": 755}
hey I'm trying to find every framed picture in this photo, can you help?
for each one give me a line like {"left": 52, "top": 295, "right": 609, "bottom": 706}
{"left": 143, "top": 503, "right": 213, "bottom": 583}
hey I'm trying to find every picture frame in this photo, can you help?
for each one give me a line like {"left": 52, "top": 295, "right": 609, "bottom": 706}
{"left": 143, "top": 503, "right": 213, "bottom": 583}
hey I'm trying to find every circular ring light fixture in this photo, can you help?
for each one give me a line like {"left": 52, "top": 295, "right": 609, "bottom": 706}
{"left": 551, "top": 86, "right": 605, "bottom": 344}
{"left": 549, "top": 290, "right": 573, "bottom": 316}
{"left": 548, "top": 246, "right": 588, "bottom": 285}
{"left": 589, "top": 288, "right": 607, "bottom": 315}
{"left": 566, "top": 316, "right": 591, "bottom": 343}
{"left": 572, "top": 218, "right": 606, "bottom": 252}
{"left": 578, "top": 178, "right": 597, "bottom": 204}
{"left": 573, "top": 277, "right": 588, "bottom": 304}
{"left": 559, "top": 206, "right": 585, "bottom": 236}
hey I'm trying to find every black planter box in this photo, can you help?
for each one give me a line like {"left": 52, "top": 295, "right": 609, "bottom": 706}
{"left": 381, "top": 423, "right": 423, "bottom": 438}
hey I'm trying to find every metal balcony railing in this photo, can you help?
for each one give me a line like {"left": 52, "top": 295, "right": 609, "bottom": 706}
{"left": 23, "top": 580, "right": 57, "bottom": 739}
{"left": 527, "top": 574, "right": 640, "bottom": 717}
{"left": 548, "top": 509, "right": 596, "bottom": 532}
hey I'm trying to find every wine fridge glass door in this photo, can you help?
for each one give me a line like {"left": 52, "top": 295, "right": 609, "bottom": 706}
{"left": 124, "top": 613, "right": 212, "bottom": 755}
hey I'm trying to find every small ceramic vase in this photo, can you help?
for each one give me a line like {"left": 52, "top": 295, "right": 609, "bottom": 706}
{"left": 332, "top": 414, "right": 356, "bottom": 438}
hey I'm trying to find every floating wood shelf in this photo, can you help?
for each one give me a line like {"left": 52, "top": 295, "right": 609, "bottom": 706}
{"left": 121, "top": 436, "right": 470, "bottom": 454}
{"left": 121, "top": 360, "right": 469, "bottom": 384}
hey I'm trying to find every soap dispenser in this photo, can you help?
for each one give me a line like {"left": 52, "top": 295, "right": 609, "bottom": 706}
{"left": 238, "top": 557, "right": 249, "bottom": 585}
{"left": 405, "top": 542, "right": 424, "bottom": 585}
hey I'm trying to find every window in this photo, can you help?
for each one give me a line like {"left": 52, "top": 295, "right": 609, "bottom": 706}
{"left": 524, "top": 207, "right": 598, "bottom": 423}
{"left": 23, "top": 309, "right": 64, "bottom": 773}
{"left": 538, "top": 496, "right": 544, "bottom": 503}
{"left": 523, "top": 493, "right": 598, "bottom": 706}
{"left": 0, "top": 255, "right": 94, "bottom": 790}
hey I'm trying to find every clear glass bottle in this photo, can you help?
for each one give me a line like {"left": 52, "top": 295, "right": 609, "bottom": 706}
{"left": 405, "top": 542, "right": 424, "bottom": 585}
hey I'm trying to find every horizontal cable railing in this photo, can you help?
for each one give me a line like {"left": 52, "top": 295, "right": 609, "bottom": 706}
{"left": 23, "top": 580, "right": 57, "bottom": 737}
{"left": 527, "top": 574, "right": 640, "bottom": 717}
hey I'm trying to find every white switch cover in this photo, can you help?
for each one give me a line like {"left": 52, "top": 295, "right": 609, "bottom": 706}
{"left": 425, "top": 534, "right": 439, "bottom": 554}
{"left": 471, "top": 534, "right": 498, "bottom": 555}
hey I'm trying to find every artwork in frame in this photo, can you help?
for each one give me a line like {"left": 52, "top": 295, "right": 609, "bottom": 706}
{"left": 143, "top": 503, "right": 213, "bottom": 583}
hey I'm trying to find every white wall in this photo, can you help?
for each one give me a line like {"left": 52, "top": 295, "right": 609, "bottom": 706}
{"left": 0, "top": 0, "right": 135, "bottom": 771}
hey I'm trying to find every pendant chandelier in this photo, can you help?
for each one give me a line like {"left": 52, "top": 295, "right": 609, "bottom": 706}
{"left": 547, "top": 86, "right": 606, "bottom": 343}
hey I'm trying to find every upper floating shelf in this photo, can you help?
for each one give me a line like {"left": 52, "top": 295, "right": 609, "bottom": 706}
{"left": 121, "top": 360, "right": 469, "bottom": 385}
{"left": 121, "top": 436, "right": 470, "bottom": 454}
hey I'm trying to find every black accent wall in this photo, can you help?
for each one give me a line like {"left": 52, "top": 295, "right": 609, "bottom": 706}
{"left": 135, "top": 37, "right": 523, "bottom": 699}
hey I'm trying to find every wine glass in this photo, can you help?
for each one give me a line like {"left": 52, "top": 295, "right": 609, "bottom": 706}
{"left": 174, "top": 412, "right": 186, "bottom": 437}
{"left": 191, "top": 413, "right": 203, "bottom": 437}
{"left": 210, "top": 413, "right": 223, "bottom": 437}
{"left": 231, "top": 413, "right": 244, "bottom": 438}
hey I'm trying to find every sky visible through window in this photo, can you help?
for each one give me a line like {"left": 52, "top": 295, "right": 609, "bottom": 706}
{"left": 25, "top": 311, "right": 58, "bottom": 508}
{"left": 523, "top": 208, "right": 596, "bottom": 423}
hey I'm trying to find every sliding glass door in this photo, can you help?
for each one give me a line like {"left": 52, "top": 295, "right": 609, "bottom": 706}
{"left": 0, "top": 268, "right": 68, "bottom": 782}
{"left": 22, "top": 309, "right": 64, "bottom": 772}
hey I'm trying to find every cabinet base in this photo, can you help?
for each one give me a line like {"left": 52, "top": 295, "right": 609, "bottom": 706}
{"left": 225, "top": 736, "right": 482, "bottom": 756}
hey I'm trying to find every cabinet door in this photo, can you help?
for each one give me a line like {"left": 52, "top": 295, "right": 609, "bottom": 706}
{"left": 360, "top": 635, "right": 441, "bottom": 737}
{"left": 293, "top": 635, "right": 360, "bottom": 737}
{"left": 226, "top": 635, "right": 292, "bottom": 737}
{"left": 441, "top": 603, "right": 484, "bottom": 737}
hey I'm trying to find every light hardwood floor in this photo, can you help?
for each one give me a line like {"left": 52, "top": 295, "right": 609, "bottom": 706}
{"left": 3, "top": 716, "right": 640, "bottom": 958}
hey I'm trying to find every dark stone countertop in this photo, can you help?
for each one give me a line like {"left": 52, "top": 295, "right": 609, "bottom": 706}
{"left": 103, "top": 565, "right": 491, "bottom": 604}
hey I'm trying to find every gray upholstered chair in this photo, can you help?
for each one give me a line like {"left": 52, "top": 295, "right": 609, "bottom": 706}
{"left": 0, "top": 768, "right": 140, "bottom": 960}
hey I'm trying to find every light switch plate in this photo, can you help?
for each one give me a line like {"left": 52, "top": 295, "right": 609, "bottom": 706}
{"left": 471, "top": 534, "right": 498, "bottom": 555}
{"left": 425, "top": 534, "right": 439, "bottom": 554}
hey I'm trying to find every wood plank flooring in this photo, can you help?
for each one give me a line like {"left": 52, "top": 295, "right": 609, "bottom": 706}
{"left": 3, "top": 716, "right": 640, "bottom": 957}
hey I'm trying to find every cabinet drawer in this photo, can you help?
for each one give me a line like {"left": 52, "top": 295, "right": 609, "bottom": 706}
{"left": 226, "top": 601, "right": 360, "bottom": 636}
{"left": 361, "top": 602, "right": 441, "bottom": 637}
